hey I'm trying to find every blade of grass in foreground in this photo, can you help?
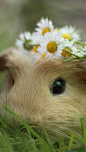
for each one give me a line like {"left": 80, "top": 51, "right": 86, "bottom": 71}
{"left": 68, "top": 135, "right": 74, "bottom": 150}
{"left": 80, "top": 118, "right": 86, "bottom": 149}
{"left": 1, "top": 105, "right": 86, "bottom": 152}
{"left": 3, "top": 106, "right": 56, "bottom": 152}
{"left": 4, "top": 105, "right": 40, "bottom": 139}
{"left": 0, "top": 131, "right": 13, "bottom": 152}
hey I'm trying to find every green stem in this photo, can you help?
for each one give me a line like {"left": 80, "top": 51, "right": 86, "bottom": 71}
{"left": 63, "top": 49, "right": 78, "bottom": 58}
{"left": 75, "top": 41, "right": 86, "bottom": 47}
{"left": 63, "top": 57, "right": 76, "bottom": 62}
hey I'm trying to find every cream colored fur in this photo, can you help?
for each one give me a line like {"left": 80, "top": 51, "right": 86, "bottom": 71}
{"left": 0, "top": 48, "right": 86, "bottom": 140}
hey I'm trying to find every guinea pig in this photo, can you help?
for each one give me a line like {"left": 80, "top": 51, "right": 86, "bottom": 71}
{"left": 0, "top": 47, "right": 86, "bottom": 141}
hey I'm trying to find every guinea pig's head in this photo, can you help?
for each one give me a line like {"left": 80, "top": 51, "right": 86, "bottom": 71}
{"left": 0, "top": 48, "right": 86, "bottom": 140}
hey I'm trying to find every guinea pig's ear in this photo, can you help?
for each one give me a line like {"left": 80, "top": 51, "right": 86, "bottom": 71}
{"left": 0, "top": 47, "right": 33, "bottom": 74}
{"left": 0, "top": 47, "right": 34, "bottom": 92}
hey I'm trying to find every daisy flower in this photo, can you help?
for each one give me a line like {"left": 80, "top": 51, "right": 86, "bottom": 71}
{"left": 54, "top": 28, "right": 60, "bottom": 33}
{"left": 35, "top": 18, "right": 54, "bottom": 36}
{"left": 32, "top": 34, "right": 44, "bottom": 53}
{"left": 59, "top": 26, "right": 81, "bottom": 42}
{"left": 61, "top": 40, "right": 76, "bottom": 57}
{"left": 73, "top": 44, "right": 86, "bottom": 57}
{"left": 34, "top": 32, "right": 64, "bottom": 61}
{"left": 15, "top": 32, "right": 34, "bottom": 51}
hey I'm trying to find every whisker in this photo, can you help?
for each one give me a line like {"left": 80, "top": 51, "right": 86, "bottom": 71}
{"left": 48, "top": 129, "right": 79, "bottom": 143}
{"left": 61, "top": 126, "right": 83, "bottom": 139}
{"left": 44, "top": 125, "right": 83, "bottom": 144}
{"left": 44, "top": 126, "right": 71, "bottom": 139}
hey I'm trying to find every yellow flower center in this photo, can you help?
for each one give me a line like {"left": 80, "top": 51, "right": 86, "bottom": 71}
{"left": 41, "top": 53, "right": 47, "bottom": 58}
{"left": 62, "top": 47, "right": 71, "bottom": 57}
{"left": 47, "top": 41, "right": 57, "bottom": 53}
{"left": 57, "top": 29, "right": 60, "bottom": 33}
{"left": 62, "top": 33, "right": 72, "bottom": 41}
{"left": 33, "top": 46, "right": 38, "bottom": 53}
{"left": 42, "top": 28, "right": 50, "bottom": 35}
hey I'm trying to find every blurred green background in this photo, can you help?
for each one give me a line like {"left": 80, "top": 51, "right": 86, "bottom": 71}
{"left": 0, "top": 0, "right": 86, "bottom": 87}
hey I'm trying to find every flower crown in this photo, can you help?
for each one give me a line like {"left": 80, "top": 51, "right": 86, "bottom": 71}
{"left": 15, "top": 18, "right": 86, "bottom": 62}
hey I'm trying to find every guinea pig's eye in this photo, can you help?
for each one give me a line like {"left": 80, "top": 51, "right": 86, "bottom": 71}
{"left": 12, "top": 79, "right": 15, "bottom": 86}
{"left": 50, "top": 78, "right": 65, "bottom": 95}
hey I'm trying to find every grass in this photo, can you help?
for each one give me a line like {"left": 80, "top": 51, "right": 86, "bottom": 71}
{"left": 0, "top": 106, "right": 86, "bottom": 152}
